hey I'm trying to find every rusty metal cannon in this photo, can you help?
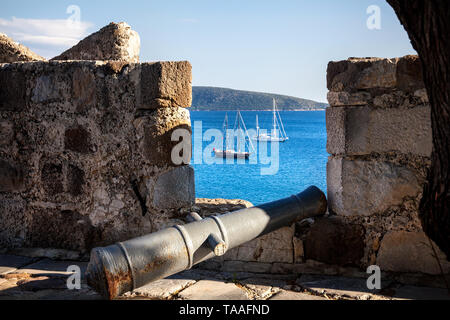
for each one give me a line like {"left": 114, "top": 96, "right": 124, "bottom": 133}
{"left": 86, "top": 186, "right": 327, "bottom": 299}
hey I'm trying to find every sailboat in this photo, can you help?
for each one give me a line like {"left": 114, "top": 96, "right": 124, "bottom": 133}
{"left": 214, "top": 111, "right": 255, "bottom": 159}
{"left": 252, "top": 98, "right": 289, "bottom": 142}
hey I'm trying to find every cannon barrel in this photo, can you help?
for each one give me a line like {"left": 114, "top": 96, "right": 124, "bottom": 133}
{"left": 86, "top": 186, "right": 327, "bottom": 299}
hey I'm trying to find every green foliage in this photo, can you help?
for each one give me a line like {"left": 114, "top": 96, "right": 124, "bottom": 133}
{"left": 191, "top": 86, "right": 328, "bottom": 111}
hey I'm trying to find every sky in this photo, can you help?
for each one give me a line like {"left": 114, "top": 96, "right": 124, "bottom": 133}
{"left": 0, "top": 0, "right": 416, "bottom": 103}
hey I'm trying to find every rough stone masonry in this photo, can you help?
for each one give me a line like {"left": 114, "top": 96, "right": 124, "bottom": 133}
{"left": 0, "top": 23, "right": 194, "bottom": 253}
{"left": 326, "top": 55, "right": 450, "bottom": 276}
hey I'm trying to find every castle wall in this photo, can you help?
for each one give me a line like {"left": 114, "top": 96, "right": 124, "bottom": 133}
{"left": 325, "top": 55, "right": 449, "bottom": 275}
{"left": 0, "top": 60, "right": 194, "bottom": 252}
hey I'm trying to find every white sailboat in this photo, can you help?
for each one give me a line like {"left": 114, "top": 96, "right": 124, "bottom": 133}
{"left": 214, "top": 111, "right": 255, "bottom": 159}
{"left": 252, "top": 98, "right": 289, "bottom": 142}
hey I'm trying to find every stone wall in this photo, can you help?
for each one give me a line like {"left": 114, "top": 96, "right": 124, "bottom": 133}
{"left": 0, "top": 60, "right": 194, "bottom": 253}
{"left": 325, "top": 55, "right": 450, "bottom": 276}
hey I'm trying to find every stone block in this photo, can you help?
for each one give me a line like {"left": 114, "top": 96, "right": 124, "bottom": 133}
{"left": 326, "top": 105, "right": 432, "bottom": 156}
{"left": 64, "top": 125, "right": 93, "bottom": 154}
{"left": 40, "top": 162, "right": 64, "bottom": 196}
{"left": 327, "top": 57, "right": 397, "bottom": 92}
{"left": 270, "top": 290, "right": 327, "bottom": 300}
{"left": 327, "top": 157, "right": 423, "bottom": 216}
{"left": 0, "top": 121, "right": 14, "bottom": 146}
{"left": 376, "top": 231, "right": 450, "bottom": 275}
{"left": 0, "top": 33, "right": 45, "bottom": 63}
{"left": 52, "top": 22, "right": 140, "bottom": 62}
{"left": 0, "top": 160, "right": 24, "bottom": 192}
{"left": 130, "top": 278, "right": 196, "bottom": 299}
{"left": 0, "top": 195, "right": 27, "bottom": 247}
{"left": 327, "top": 55, "right": 423, "bottom": 93}
{"left": 139, "top": 61, "right": 192, "bottom": 109}
{"left": 177, "top": 280, "right": 248, "bottom": 300}
{"left": 0, "top": 68, "right": 27, "bottom": 111}
{"left": 152, "top": 166, "right": 195, "bottom": 210}
{"left": 304, "top": 217, "right": 365, "bottom": 266}
{"left": 222, "top": 226, "right": 294, "bottom": 264}
{"left": 136, "top": 106, "right": 192, "bottom": 166}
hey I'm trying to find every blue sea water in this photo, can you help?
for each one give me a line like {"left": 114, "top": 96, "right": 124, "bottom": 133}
{"left": 190, "top": 111, "right": 327, "bottom": 205}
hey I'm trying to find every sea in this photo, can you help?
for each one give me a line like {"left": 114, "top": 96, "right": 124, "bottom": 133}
{"left": 190, "top": 110, "right": 327, "bottom": 206}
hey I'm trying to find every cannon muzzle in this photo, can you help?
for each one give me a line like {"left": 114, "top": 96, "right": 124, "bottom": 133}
{"left": 86, "top": 186, "right": 327, "bottom": 299}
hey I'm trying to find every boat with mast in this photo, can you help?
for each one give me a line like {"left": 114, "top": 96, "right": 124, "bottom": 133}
{"left": 252, "top": 98, "right": 289, "bottom": 142}
{"left": 214, "top": 110, "right": 255, "bottom": 159}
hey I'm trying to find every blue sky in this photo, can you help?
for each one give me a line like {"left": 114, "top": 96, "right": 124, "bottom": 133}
{"left": 0, "top": 0, "right": 416, "bottom": 102}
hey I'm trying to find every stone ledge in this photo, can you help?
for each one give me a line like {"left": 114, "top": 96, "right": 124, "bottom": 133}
{"left": 0, "top": 60, "right": 192, "bottom": 112}
{"left": 327, "top": 55, "right": 424, "bottom": 93}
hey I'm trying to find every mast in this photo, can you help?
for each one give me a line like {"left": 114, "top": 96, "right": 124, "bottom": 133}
{"left": 273, "top": 98, "right": 277, "bottom": 138}
{"left": 256, "top": 114, "right": 259, "bottom": 138}
{"left": 237, "top": 110, "right": 241, "bottom": 152}
{"left": 223, "top": 113, "right": 228, "bottom": 151}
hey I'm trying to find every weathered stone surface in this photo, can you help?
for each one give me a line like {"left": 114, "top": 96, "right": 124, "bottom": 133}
{"left": 0, "top": 255, "right": 35, "bottom": 274}
{"left": 326, "top": 105, "right": 432, "bottom": 156}
{"left": 0, "top": 121, "right": 14, "bottom": 146}
{"left": 52, "top": 22, "right": 140, "bottom": 62}
{"left": 139, "top": 61, "right": 192, "bottom": 109}
{"left": 0, "top": 33, "right": 45, "bottom": 63}
{"left": 129, "top": 278, "right": 196, "bottom": 299}
{"left": 297, "top": 275, "right": 382, "bottom": 299}
{"left": 221, "top": 261, "right": 273, "bottom": 274}
{"left": 304, "top": 217, "right": 365, "bottom": 267}
{"left": 327, "top": 91, "right": 371, "bottom": 106}
{"left": 64, "top": 125, "right": 92, "bottom": 154}
{"left": 7, "top": 248, "right": 82, "bottom": 261}
{"left": 327, "top": 55, "right": 423, "bottom": 93}
{"left": 376, "top": 231, "right": 450, "bottom": 275}
{"left": 152, "top": 165, "right": 195, "bottom": 210}
{"left": 136, "top": 106, "right": 192, "bottom": 166}
{"left": 0, "top": 160, "right": 24, "bottom": 192}
{"left": 327, "top": 57, "right": 397, "bottom": 92}
{"left": 26, "top": 208, "right": 99, "bottom": 251}
{"left": 240, "top": 277, "right": 286, "bottom": 299}
{"left": 0, "top": 59, "right": 194, "bottom": 252}
{"left": 396, "top": 55, "right": 424, "bottom": 91}
{"left": 0, "top": 195, "right": 27, "bottom": 248}
{"left": 194, "top": 198, "right": 253, "bottom": 216}
{"left": 392, "top": 285, "right": 450, "bottom": 300}
{"left": 270, "top": 290, "right": 327, "bottom": 300}
{"left": 177, "top": 280, "right": 248, "bottom": 300}
{"left": 0, "top": 69, "right": 27, "bottom": 111}
{"left": 327, "top": 158, "right": 423, "bottom": 216}
{"left": 222, "top": 226, "right": 294, "bottom": 264}
{"left": 293, "top": 238, "right": 304, "bottom": 263}
{"left": 17, "top": 259, "right": 88, "bottom": 276}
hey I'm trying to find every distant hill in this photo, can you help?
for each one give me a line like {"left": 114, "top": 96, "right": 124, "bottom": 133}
{"left": 191, "top": 86, "right": 328, "bottom": 111}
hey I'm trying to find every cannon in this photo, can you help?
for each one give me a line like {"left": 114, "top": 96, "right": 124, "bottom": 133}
{"left": 86, "top": 186, "right": 327, "bottom": 299}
